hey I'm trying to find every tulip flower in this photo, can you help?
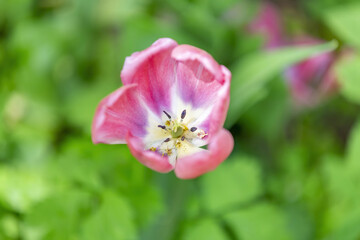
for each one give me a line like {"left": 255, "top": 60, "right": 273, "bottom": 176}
{"left": 248, "top": 3, "right": 343, "bottom": 107}
{"left": 92, "top": 38, "right": 234, "bottom": 179}
{"left": 285, "top": 37, "right": 338, "bottom": 106}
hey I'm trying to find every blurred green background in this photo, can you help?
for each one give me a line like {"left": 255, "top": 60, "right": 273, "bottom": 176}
{"left": 1, "top": 0, "right": 360, "bottom": 239}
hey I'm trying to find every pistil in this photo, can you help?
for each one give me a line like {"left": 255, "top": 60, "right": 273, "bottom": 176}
{"left": 171, "top": 127, "right": 183, "bottom": 138}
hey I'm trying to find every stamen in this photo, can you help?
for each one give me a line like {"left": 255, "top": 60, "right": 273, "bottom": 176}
{"left": 163, "top": 111, "right": 171, "bottom": 119}
{"left": 181, "top": 109, "right": 186, "bottom": 119}
{"left": 190, "top": 127, "right": 197, "bottom": 132}
{"left": 166, "top": 149, "right": 172, "bottom": 155}
{"left": 197, "top": 130, "right": 208, "bottom": 139}
{"left": 152, "top": 108, "right": 208, "bottom": 164}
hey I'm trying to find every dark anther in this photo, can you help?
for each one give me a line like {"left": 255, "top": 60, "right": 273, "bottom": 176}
{"left": 158, "top": 125, "right": 166, "bottom": 129}
{"left": 181, "top": 109, "right": 186, "bottom": 119}
{"left": 190, "top": 127, "right": 197, "bottom": 132}
{"left": 181, "top": 136, "right": 185, "bottom": 141}
{"left": 163, "top": 111, "right": 171, "bottom": 119}
{"left": 164, "top": 138, "right": 171, "bottom": 142}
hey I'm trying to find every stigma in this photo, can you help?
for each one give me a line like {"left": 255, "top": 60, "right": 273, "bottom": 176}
{"left": 148, "top": 109, "right": 208, "bottom": 166}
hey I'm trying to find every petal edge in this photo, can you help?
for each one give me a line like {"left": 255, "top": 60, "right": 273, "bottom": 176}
{"left": 92, "top": 84, "right": 147, "bottom": 144}
{"left": 171, "top": 44, "right": 223, "bottom": 83}
{"left": 126, "top": 133, "right": 175, "bottom": 173}
{"left": 174, "top": 128, "right": 234, "bottom": 179}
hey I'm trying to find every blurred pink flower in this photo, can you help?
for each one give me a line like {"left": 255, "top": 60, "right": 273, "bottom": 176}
{"left": 285, "top": 37, "right": 338, "bottom": 106}
{"left": 248, "top": 3, "right": 345, "bottom": 107}
{"left": 92, "top": 38, "right": 233, "bottom": 179}
{"left": 248, "top": 2, "right": 284, "bottom": 48}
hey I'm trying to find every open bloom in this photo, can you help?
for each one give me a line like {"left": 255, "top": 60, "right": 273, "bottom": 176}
{"left": 92, "top": 38, "right": 233, "bottom": 179}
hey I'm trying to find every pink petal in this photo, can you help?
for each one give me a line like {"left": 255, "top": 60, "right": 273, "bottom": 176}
{"left": 248, "top": 2, "right": 284, "bottom": 48}
{"left": 285, "top": 37, "right": 336, "bottom": 106}
{"left": 171, "top": 44, "right": 223, "bottom": 83}
{"left": 173, "top": 46, "right": 231, "bottom": 138}
{"left": 92, "top": 84, "right": 147, "bottom": 144}
{"left": 175, "top": 62, "right": 222, "bottom": 107}
{"left": 174, "top": 128, "right": 234, "bottom": 179}
{"left": 189, "top": 65, "right": 231, "bottom": 138}
{"left": 120, "top": 38, "right": 178, "bottom": 115}
{"left": 126, "top": 133, "right": 174, "bottom": 173}
{"left": 206, "top": 66, "right": 231, "bottom": 136}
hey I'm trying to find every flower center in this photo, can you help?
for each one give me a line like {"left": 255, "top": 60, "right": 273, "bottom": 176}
{"left": 171, "top": 126, "right": 184, "bottom": 138}
{"left": 148, "top": 109, "right": 208, "bottom": 165}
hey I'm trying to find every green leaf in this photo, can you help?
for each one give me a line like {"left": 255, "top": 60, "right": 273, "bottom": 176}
{"left": 80, "top": 191, "right": 137, "bottom": 240}
{"left": 201, "top": 156, "right": 262, "bottom": 213}
{"left": 49, "top": 156, "right": 103, "bottom": 191}
{"left": 225, "top": 41, "right": 338, "bottom": 127}
{"left": 183, "top": 218, "right": 228, "bottom": 240}
{"left": 24, "top": 190, "right": 92, "bottom": 240}
{"left": 284, "top": 205, "right": 315, "bottom": 240}
{"left": 127, "top": 185, "right": 164, "bottom": 227}
{"left": 322, "top": 155, "right": 354, "bottom": 211}
{"left": 224, "top": 203, "right": 292, "bottom": 240}
{"left": 335, "top": 56, "right": 360, "bottom": 104}
{"left": 346, "top": 118, "right": 360, "bottom": 169}
{"left": 241, "top": 78, "right": 289, "bottom": 140}
{"left": 324, "top": 216, "right": 360, "bottom": 240}
{"left": 304, "top": 0, "right": 359, "bottom": 18}
{"left": 63, "top": 81, "right": 117, "bottom": 134}
{"left": 0, "top": 167, "right": 50, "bottom": 212}
{"left": 323, "top": 3, "right": 360, "bottom": 49}
{"left": 1, "top": 214, "right": 19, "bottom": 239}
{"left": 96, "top": 0, "right": 146, "bottom": 25}
{"left": 321, "top": 156, "right": 360, "bottom": 239}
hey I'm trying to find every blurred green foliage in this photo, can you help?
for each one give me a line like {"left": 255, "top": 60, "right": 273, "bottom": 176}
{"left": 1, "top": 0, "right": 360, "bottom": 239}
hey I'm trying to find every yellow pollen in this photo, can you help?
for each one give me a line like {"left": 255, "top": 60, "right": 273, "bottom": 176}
{"left": 166, "top": 149, "right": 172, "bottom": 155}
{"left": 149, "top": 109, "right": 209, "bottom": 160}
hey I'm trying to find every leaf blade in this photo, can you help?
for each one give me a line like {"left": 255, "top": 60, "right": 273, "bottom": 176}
{"left": 226, "top": 41, "right": 338, "bottom": 127}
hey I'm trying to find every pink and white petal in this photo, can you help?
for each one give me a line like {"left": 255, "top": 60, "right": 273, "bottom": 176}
{"left": 170, "top": 44, "right": 231, "bottom": 137}
{"left": 126, "top": 133, "right": 174, "bottom": 173}
{"left": 174, "top": 128, "right": 234, "bottom": 179}
{"left": 92, "top": 84, "right": 147, "bottom": 144}
{"left": 206, "top": 65, "right": 231, "bottom": 136}
{"left": 176, "top": 140, "right": 206, "bottom": 159}
{"left": 120, "top": 38, "right": 178, "bottom": 115}
{"left": 192, "top": 65, "right": 231, "bottom": 137}
{"left": 175, "top": 62, "right": 223, "bottom": 108}
{"left": 172, "top": 44, "right": 223, "bottom": 83}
